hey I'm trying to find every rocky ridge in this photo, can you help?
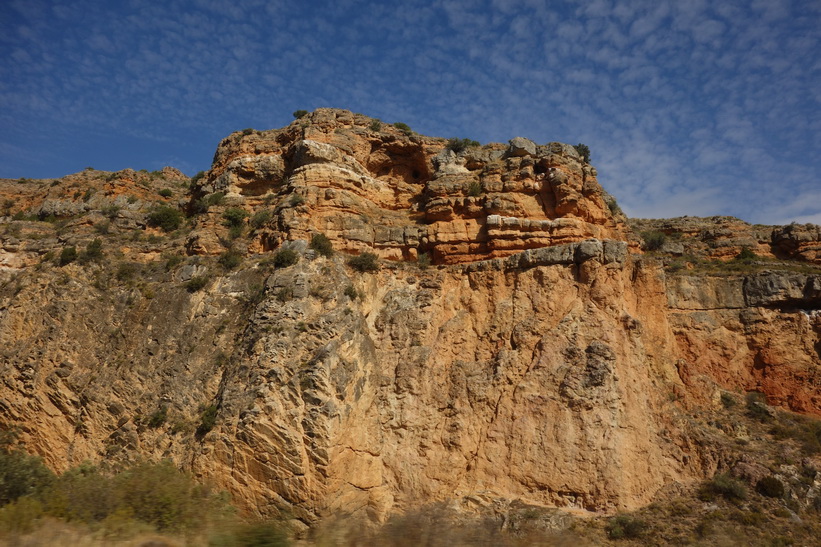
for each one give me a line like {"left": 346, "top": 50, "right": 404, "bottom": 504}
{"left": 0, "top": 109, "right": 820, "bottom": 536}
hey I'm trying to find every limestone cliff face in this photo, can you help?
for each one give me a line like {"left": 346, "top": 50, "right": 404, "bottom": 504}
{"left": 0, "top": 109, "right": 819, "bottom": 527}
{"left": 189, "top": 108, "right": 630, "bottom": 264}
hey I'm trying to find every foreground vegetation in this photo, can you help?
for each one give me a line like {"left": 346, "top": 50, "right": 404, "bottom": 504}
{"left": 0, "top": 433, "right": 288, "bottom": 545}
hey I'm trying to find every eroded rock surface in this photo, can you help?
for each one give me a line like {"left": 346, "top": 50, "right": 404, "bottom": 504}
{"left": 0, "top": 109, "right": 819, "bottom": 529}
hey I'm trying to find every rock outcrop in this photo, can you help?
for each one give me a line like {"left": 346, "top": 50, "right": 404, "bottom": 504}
{"left": 0, "top": 109, "right": 819, "bottom": 530}
{"left": 190, "top": 109, "right": 631, "bottom": 264}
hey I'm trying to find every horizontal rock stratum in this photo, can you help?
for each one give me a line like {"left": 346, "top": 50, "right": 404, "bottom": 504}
{"left": 0, "top": 108, "right": 819, "bottom": 530}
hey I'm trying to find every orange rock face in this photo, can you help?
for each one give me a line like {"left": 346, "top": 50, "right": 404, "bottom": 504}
{"left": 189, "top": 108, "right": 632, "bottom": 264}
{"left": 0, "top": 108, "right": 819, "bottom": 528}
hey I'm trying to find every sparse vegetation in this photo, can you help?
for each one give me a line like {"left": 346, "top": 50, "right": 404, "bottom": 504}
{"left": 80, "top": 238, "right": 104, "bottom": 263}
{"left": 574, "top": 143, "right": 591, "bottom": 162}
{"left": 606, "top": 514, "right": 647, "bottom": 539}
{"left": 344, "top": 285, "right": 359, "bottom": 300}
{"left": 190, "top": 171, "right": 206, "bottom": 184}
{"left": 191, "top": 191, "right": 225, "bottom": 214}
{"left": 369, "top": 119, "right": 382, "bottom": 131}
{"left": 293, "top": 109, "right": 309, "bottom": 119}
{"left": 642, "top": 230, "right": 667, "bottom": 251}
{"left": 185, "top": 276, "right": 209, "bottom": 292}
{"left": 416, "top": 252, "right": 431, "bottom": 269}
{"left": 698, "top": 473, "right": 747, "bottom": 502}
{"left": 58, "top": 246, "right": 77, "bottom": 266}
{"left": 146, "top": 406, "right": 168, "bottom": 429}
{"left": 222, "top": 207, "right": 248, "bottom": 227}
{"left": 393, "top": 122, "right": 413, "bottom": 136}
{"left": 310, "top": 233, "right": 334, "bottom": 257}
{"left": 219, "top": 249, "right": 243, "bottom": 270}
{"left": 273, "top": 248, "right": 299, "bottom": 268}
{"left": 196, "top": 404, "right": 218, "bottom": 436}
{"left": 288, "top": 194, "right": 305, "bottom": 207}
{"left": 250, "top": 210, "right": 272, "bottom": 229}
{"left": 348, "top": 252, "right": 379, "bottom": 272}
{"left": 158, "top": 188, "right": 173, "bottom": 198}
{"left": 446, "top": 138, "right": 480, "bottom": 153}
{"left": 147, "top": 205, "right": 183, "bottom": 232}
{"left": 466, "top": 181, "right": 482, "bottom": 197}
{"left": 241, "top": 128, "right": 255, "bottom": 136}
{"left": 736, "top": 246, "right": 757, "bottom": 260}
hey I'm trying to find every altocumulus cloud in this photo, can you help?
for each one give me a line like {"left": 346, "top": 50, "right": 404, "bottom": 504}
{"left": 0, "top": 0, "right": 819, "bottom": 224}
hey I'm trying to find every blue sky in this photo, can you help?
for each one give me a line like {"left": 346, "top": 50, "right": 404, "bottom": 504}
{"left": 2, "top": 0, "right": 820, "bottom": 224}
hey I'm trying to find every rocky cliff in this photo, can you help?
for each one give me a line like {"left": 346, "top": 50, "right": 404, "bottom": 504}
{"left": 1, "top": 109, "right": 820, "bottom": 532}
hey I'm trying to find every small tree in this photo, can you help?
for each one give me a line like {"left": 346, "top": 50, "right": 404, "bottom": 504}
{"left": 222, "top": 208, "right": 248, "bottom": 227}
{"left": 348, "top": 252, "right": 379, "bottom": 272}
{"left": 58, "top": 246, "right": 77, "bottom": 266}
{"left": 310, "top": 233, "right": 334, "bottom": 257}
{"left": 273, "top": 248, "right": 299, "bottom": 268}
{"left": 574, "top": 143, "right": 591, "bottom": 163}
{"left": 293, "top": 110, "right": 309, "bottom": 119}
{"left": 147, "top": 206, "right": 183, "bottom": 232}
{"left": 80, "top": 239, "right": 104, "bottom": 263}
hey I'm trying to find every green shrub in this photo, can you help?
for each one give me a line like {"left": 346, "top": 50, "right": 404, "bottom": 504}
{"left": 0, "top": 434, "right": 55, "bottom": 505}
{"left": 232, "top": 520, "right": 290, "bottom": 546}
{"left": 293, "top": 110, "right": 308, "bottom": 119}
{"left": 369, "top": 119, "right": 382, "bottom": 131}
{"left": 250, "top": 210, "right": 272, "bottom": 229}
{"left": 0, "top": 496, "right": 45, "bottom": 534}
{"left": 574, "top": 143, "right": 591, "bottom": 162}
{"left": 164, "top": 254, "right": 183, "bottom": 271}
{"left": 190, "top": 171, "right": 206, "bottom": 184}
{"left": 288, "top": 194, "right": 305, "bottom": 207}
{"left": 219, "top": 250, "right": 243, "bottom": 270}
{"left": 228, "top": 224, "right": 244, "bottom": 239}
{"left": 606, "top": 514, "right": 647, "bottom": 539}
{"left": 608, "top": 198, "right": 623, "bottom": 215}
{"left": 147, "top": 205, "right": 183, "bottom": 232}
{"left": 736, "top": 247, "right": 757, "bottom": 260}
{"left": 310, "top": 233, "right": 334, "bottom": 257}
{"left": 58, "top": 246, "right": 78, "bottom": 266}
{"left": 348, "top": 252, "right": 379, "bottom": 272}
{"left": 446, "top": 138, "right": 480, "bottom": 153}
{"left": 185, "top": 276, "right": 209, "bottom": 293}
{"left": 146, "top": 407, "right": 168, "bottom": 429}
{"left": 115, "top": 262, "right": 138, "bottom": 282}
{"left": 641, "top": 230, "right": 667, "bottom": 251}
{"left": 466, "top": 181, "right": 482, "bottom": 197}
{"left": 393, "top": 122, "right": 413, "bottom": 136}
{"left": 241, "top": 128, "right": 254, "bottom": 136}
{"left": 273, "top": 248, "right": 299, "bottom": 268}
{"left": 102, "top": 204, "right": 121, "bottom": 219}
{"left": 196, "top": 405, "right": 218, "bottom": 436}
{"left": 417, "top": 252, "right": 431, "bottom": 269}
{"left": 746, "top": 392, "right": 773, "bottom": 422}
{"left": 756, "top": 476, "right": 784, "bottom": 498}
{"left": 720, "top": 392, "right": 737, "bottom": 409}
{"left": 79, "top": 238, "right": 104, "bottom": 263}
{"left": 222, "top": 207, "right": 249, "bottom": 227}
{"left": 698, "top": 473, "right": 747, "bottom": 502}
{"left": 158, "top": 188, "right": 173, "bottom": 198}
{"left": 191, "top": 192, "right": 225, "bottom": 214}
{"left": 344, "top": 285, "right": 359, "bottom": 300}
{"left": 275, "top": 286, "right": 294, "bottom": 302}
